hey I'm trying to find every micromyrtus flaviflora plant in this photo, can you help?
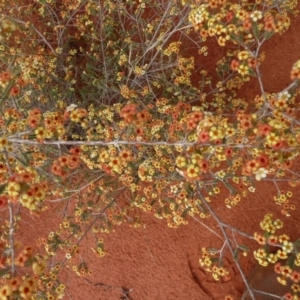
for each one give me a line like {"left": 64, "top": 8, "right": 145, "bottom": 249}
{"left": 0, "top": 0, "right": 299, "bottom": 299}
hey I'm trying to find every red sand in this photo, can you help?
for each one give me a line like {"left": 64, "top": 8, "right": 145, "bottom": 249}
{"left": 16, "top": 3, "right": 300, "bottom": 300}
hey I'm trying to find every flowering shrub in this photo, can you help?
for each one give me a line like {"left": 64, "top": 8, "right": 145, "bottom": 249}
{"left": 0, "top": 0, "right": 300, "bottom": 299}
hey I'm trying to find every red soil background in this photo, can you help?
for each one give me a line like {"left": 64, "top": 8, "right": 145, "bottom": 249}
{"left": 17, "top": 3, "right": 300, "bottom": 300}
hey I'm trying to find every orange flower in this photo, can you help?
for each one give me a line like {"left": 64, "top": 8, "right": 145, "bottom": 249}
{"left": 0, "top": 196, "right": 8, "bottom": 208}
{"left": 27, "top": 116, "right": 40, "bottom": 128}
{"left": 198, "top": 131, "right": 209, "bottom": 143}
{"left": 291, "top": 68, "right": 300, "bottom": 80}
{"left": 51, "top": 162, "right": 62, "bottom": 176}
{"left": 67, "top": 155, "right": 80, "bottom": 169}
{"left": 136, "top": 127, "right": 144, "bottom": 136}
{"left": 20, "top": 172, "right": 35, "bottom": 183}
{"left": 225, "top": 147, "right": 233, "bottom": 157}
{"left": 59, "top": 169, "right": 68, "bottom": 179}
{"left": 10, "top": 277, "right": 22, "bottom": 291}
{"left": 10, "top": 86, "right": 20, "bottom": 96}
{"left": 101, "top": 164, "right": 112, "bottom": 175}
{"left": 189, "top": 111, "right": 203, "bottom": 123}
{"left": 257, "top": 154, "right": 269, "bottom": 167}
{"left": 247, "top": 57, "right": 258, "bottom": 69}
{"left": 230, "top": 59, "right": 239, "bottom": 71}
{"left": 284, "top": 293, "right": 293, "bottom": 300}
{"left": 119, "top": 149, "right": 133, "bottom": 162}
{"left": 19, "top": 282, "right": 32, "bottom": 300}
{"left": 257, "top": 123, "right": 272, "bottom": 136}
{"left": 0, "top": 71, "right": 11, "bottom": 82}
{"left": 0, "top": 256, "right": 6, "bottom": 268}
{"left": 137, "top": 109, "right": 151, "bottom": 123}
{"left": 272, "top": 140, "right": 285, "bottom": 150}
{"left": 243, "top": 18, "right": 252, "bottom": 31}
{"left": 242, "top": 159, "right": 259, "bottom": 175}
{"left": 198, "top": 159, "right": 209, "bottom": 173}
{"left": 69, "top": 146, "right": 81, "bottom": 156}
{"left": 0, "top": 163, "right": 7, "bottom": 173}
{"left": 254, "top": 232, "right": 266, "bottom": 245}
{"left": 291, "top": 271, "right": 300, "bottom": 283}
{"left": 0, "top": 136, "right": 8, "bottom": 149}
{"left": 264, "top": 15, "right": 275, "bottom": 32}
{"left": 120, "top": 104, "right": 137, "bottom": 120}
{"left": 16, "top": 78, "right": 27, "bottom": 87}
{"left": 239, "top": 115, "right": 252, "bottom": 130}
{"left": 268, "top": 235, "right": 278, "bottom": 245}
{"left": 58, "top": 155, "right": 69, "bottom": 166}
{"left": 187, "top": 119, "right": 197, "bottom": 131}
{"left": 282, "top": 159, "right": 292, "bottom": 169}
{"left": 15, "top": 252, "right": 28, "bottom": 267}
{"left": 22, "top": 246, "right": 33, "bottom": 258}
{"left": 226, "top": 11, "right": 234, "bottom": 22}
{"left": 29, "top": 108, "right": 42, "bottom": 117}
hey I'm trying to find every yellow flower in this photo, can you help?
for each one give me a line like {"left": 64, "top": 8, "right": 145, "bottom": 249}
{"left": 7, "top": 182, "right": 21, "bottom": 197}
{"left": 238, "top": 51, "right": 250, "bottom": 61}
{"left": 212, "top": 272, "right": 220, "bottom": 281}
{"left": 277, "top": 276, "right": 287, "bottom": 286}
{"left": 268, "top": 119, "right": 284, "bottom": 129}
{"left": 32, "top": 261, "right": 46, "bottom": 275}
{"left": 279, "top": 234, "right": 290, "bottom": 243}
{"left": 254, "top": 248, "right": 267, "bottom": 259}
{"left": 273, "top": 219, "right": 283, "bottom": 229}
{"left": 258, "top": 259, "right": 268, "bottom": 266}
{"left": 237, "top": 64, "right": 250, "bottom": 76}
{"left": 276, "top": 249, "right": 288, "bottom": 260}
{"left": 266, "top": 132, "right": 279, "bottom": 146}
{"left": 186, "top": 164, "right": 200, "bottom": 178}
{"left": 281, "top": 265, "right": 292, "bottom": 277}
{"left": 191, "top": 153, "right": 203, "bottom": 164}
{"left": 0, "top": 285, "right": 12, "bottom": 298}
{"left": 267, "top": 253, "right": 278, "bottom": 263}
{"left": 282, "top": 241, "right": 294, "bottom": 253}
{"left": 209, "top": 126, "right": 224, "bottom": 140}
{"left": 34, "top": 127, "right": 46, "bottom": 140}
{"left": 98, "top": 150, "right": 109, "bottom": 163}
{"left": 109, "top": 157, "right": 121, "bottom": 172}
{"left": 19, "top": 281, "right": 33, "bottom": 299}
{"left": 176, "top": 156, "right": 187, "bottom": 168}
{"left": 217, "top": 267, "right": 229, "bottom": 277}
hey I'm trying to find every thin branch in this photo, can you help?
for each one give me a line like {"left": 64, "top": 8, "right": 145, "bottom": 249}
{"left": 7, "top": 137, "right": 300, "bottom": 153}
{"left": 3, "top": 150, "right": 15, "bottom": 276}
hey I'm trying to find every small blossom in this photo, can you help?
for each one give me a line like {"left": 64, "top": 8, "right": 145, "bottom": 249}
{"left": 66, "top": 104, "right": 77, "bottom": 112}
{"left": 250, "top": 10, "right": 263, "bottom": 22}
{"left": 254, "top": 168, "right": 268, "bottom": 181}
{"left": 282, "top": 241, "right": 294, "bottom": 253}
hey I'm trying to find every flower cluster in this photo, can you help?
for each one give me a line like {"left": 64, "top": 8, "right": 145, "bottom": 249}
{"left": 187, "top": 0, "right": 294, "bottom": 47}
{"left": 291, "top": 60, "right": 300, "bottom": 80}
{"left": 199, "top": 247, "right": 232, "bottom": 282}
{"left": 254, "top": 214, "right": 300, "bottom": 299}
